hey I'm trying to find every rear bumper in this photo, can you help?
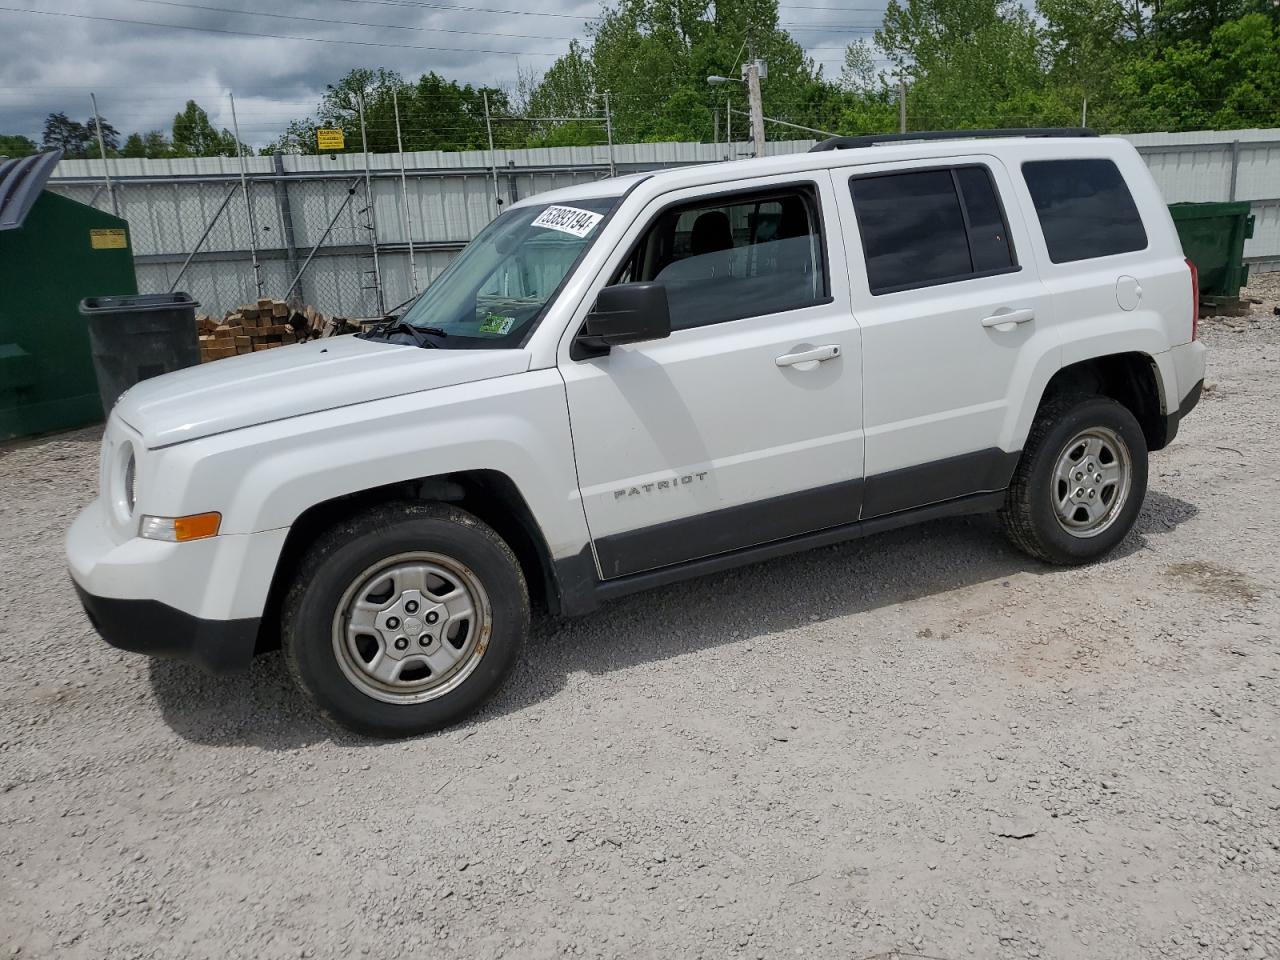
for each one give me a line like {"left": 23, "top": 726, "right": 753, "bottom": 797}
{"left": 1163, "top": 377, "right": 1204, "bottom": 446}
{"left": 73, "top": 581, "right": 259, "bottom": 674}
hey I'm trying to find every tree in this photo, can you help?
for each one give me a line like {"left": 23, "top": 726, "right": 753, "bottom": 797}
{"left": 86, "top": 116, "right": 120, "bottom": 153}
{"left": 41, "top": 112, "right": 91, "bottom": 157}
{"left": 171, "top": 100, "right": 238, "bottom": 157}
{"left": 0, "top": 134, "right": 38, "bottom": 158}
{"left": 122, "top": 130, "right": 172, "bottom": 158}
{"left": 876, "top": 0, "right": 1046, "bottom": 130}
{"left": 1118, "top": 13, "right": 1280, "bottom": 131}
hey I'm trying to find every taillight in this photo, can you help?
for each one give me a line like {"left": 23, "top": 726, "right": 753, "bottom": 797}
{"left": 1186, "top": 257, "right": 1199, "bottom": 340}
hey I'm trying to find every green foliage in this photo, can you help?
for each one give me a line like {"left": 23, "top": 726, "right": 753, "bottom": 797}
{"left": 171, "top": 101, "right": 239, "bottom": 157}
{"left": 28, "top": 0, "right": 1277, "bottom": 162}
{"left": 267, "top": 68, "right": 512, "bottom": 155}
{"left": 122, "top": 130, "right": 173, "bottom": 159}
{"left": 0, "top": 134, "right": 38, "bottom": 158}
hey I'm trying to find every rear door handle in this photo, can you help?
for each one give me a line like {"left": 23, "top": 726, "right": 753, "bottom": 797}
{"left": 775, "top": 344, "right": 841, "bottom": 367}
{"left": 981, "top": 308, "right": 1035, "bottom": 330}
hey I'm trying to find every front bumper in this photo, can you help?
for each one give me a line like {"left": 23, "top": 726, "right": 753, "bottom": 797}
{"left": 67, "top": 497, "right": 286, "bottom": 673}
{"left": 74, "top": 581, "right": 259, "bottom": 673}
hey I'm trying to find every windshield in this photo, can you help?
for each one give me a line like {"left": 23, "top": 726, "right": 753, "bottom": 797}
{"left": 386, "top": 196, "right": 619, "bottom": 348}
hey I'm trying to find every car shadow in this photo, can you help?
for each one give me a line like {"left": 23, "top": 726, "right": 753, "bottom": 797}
{"left": 150, "top": 488, "right": 1197, "bottom": 748}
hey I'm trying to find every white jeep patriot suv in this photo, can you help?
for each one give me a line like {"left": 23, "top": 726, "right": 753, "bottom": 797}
{"left": 68, "top": 129, "right": 1206, "bottom": 737}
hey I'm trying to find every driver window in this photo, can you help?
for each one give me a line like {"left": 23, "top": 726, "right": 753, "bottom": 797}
{"left": 614, "top": 185, "right": 828, "bottom": 331}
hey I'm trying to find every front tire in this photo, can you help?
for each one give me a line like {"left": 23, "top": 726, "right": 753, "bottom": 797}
{"left": 999, "top": 395, "right": 1148, "bottom": 565}
{"left": 283, "top": 502, "right": 528, "bottom": 738}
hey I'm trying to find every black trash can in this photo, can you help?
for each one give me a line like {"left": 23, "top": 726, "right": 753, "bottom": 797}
{"left": 78, "top": 292, "right": 200, "bottom": 412}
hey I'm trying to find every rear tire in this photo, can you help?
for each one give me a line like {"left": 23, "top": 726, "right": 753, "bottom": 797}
{"left": 999, "top": 395, "right": 1148, "bottom": 565}
{"left": 282, "top": 502, "right": 528, "bottom": 738}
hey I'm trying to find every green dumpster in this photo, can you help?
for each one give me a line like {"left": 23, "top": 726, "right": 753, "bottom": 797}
{"left": 0, "top": 149, "right": 138, "bottom": 442}
{"left": 1168, "top": 201, "right": 1255, "bottom": 302}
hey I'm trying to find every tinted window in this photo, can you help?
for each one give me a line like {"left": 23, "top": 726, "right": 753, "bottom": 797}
{"left": 956, "top": 167, "right": 1015, "bottom": 273}
{"left": 852, "top": 170, "right": 971, "bottom": 293}
{"left": 850, "top": 166, "right": 1016, "bottom": 295}
{"left": 1022, "top": 158, "right": 1147, "bottom": 263}
{"left": 619, "top": 188, "right": 828, "bottom": 330}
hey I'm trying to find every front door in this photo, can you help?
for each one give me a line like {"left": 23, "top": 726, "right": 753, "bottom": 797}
{"left": 558, "top": 173, "right": 865, "bottom": 579}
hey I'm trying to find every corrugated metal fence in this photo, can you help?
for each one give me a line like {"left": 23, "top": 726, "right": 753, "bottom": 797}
{"left": 46, "top": 130, "right": 1280, "bottom": 319}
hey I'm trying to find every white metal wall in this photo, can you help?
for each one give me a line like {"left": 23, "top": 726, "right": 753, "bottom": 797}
{"left": 45, "top": 130, "right": 1279, "bottom": 318}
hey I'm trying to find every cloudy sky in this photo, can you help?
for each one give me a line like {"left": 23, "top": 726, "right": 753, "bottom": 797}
{"left": 0, "top": 0, "right": 888, "bottom": 149}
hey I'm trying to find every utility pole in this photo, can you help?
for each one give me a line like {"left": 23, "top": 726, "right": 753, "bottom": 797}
{"left": 483, "top": 90, "right": 501, "bottom": 214}
{"left": 89, "top": 93, "right": 118, "bottom": 217}
{"left": 229, "top": 92, "right": 262, "bottom": 297}
{"left": 898, "top": 70, "right": 907, "bottom": 134}
{"left": 392, "top": 86, "right": 419, "bottom": 296}
{"left": 356, "top": 90, "right": 383, "bottom": 316}
{"left": 1081, "top": 96, "right": 1088, "bottom": 128}
{"left": 746, "top": 57, "right": 766, "bottom": 158}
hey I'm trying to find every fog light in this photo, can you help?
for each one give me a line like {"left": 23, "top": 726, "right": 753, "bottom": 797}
{"left": 139, "top": 512, "right": 221, "bottom": 542}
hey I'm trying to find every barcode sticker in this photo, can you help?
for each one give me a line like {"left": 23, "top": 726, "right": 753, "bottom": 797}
{"left": 530, "top": 205, "right": 604, "bottom": 238}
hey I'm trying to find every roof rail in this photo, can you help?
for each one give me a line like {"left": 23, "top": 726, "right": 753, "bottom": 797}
{"left": 808, "top": 128, "right": 1098, "bottom": 152}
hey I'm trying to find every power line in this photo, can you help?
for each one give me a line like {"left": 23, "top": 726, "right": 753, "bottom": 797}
{"left": 0, "top": 5, "right": 567, "bottom": 55}
{"left": 126, "top": 0, "right": 583, "bottom": 42}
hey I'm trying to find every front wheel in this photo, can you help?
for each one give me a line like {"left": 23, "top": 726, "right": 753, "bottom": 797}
{"left": 999, "top": 395, "right": 1149, "bottom": 565}
{"left": 283, "top": 502, "right": 529, "bottom": 738}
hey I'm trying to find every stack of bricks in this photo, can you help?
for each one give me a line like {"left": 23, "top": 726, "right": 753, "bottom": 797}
{"left": 197, "top": 300, "right": 351, "bottom": 363}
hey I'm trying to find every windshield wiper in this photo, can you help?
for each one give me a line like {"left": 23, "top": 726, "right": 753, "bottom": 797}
{"left": 361, "top": 319, "right": 447, "bottom": 348}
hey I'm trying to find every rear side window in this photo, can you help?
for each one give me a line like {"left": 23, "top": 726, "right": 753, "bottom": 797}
{"left": 1022, "top": 158, "right": 1147, "bottom": 263}
{"left": 850, "top": 166, "right": 1016, "bottom": 295}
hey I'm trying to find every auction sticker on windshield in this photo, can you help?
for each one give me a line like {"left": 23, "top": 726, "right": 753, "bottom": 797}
{"left": 530, "top": 205, "right": 604, "bottom": 238}
{"left": 478, "top": 313, "right": 515, "bottom": 335}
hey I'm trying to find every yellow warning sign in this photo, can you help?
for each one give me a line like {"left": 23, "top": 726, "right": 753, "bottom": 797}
{"left": 89, "top": 228, "right": 127, "bottom": 250}
{"left": 316, "top": 128, "right": 345, "bottom": 151}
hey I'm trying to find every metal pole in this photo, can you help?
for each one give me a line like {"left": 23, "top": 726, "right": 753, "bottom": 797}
{"left": 272, "top": 151, "right": 301, "bottom": 304}
{"left": 357, "top": 90, "right": 384, "bottom": 315}
{"left": 393, "top": 86, "right": 419, "bottom": 295}
{"left": 603, "top": 90, "right": 616, "bottom": 177}
{"left": 899, "top": 71, "right": 907, "bottom": 133}
{"left": 1229, "top": 139, "right": 1241, "bottom": 201}
{"left": 89, "top": 93, "right": 118, "bottom": 217}
{"left": 726, "top": 96, "right": 732, "bottom": 156}
{"left": 746, "top": 58, "right": 766, "bottom": 158}
{"left": 1081, "top": 96, "right": 1088, "bottom": 128}
{"left": 168, "top": 185, "right": 237, "bottom": 293}
{"left": 229, "top": 92, "right": 263, "bottom": 297}
{"left": 283, "top": 179, "right": 362, "bottom": 303}
{"left": 713, "top": 104, "right": 719, "bottom": 151}
{"left": 483, "top": 90, "right": 501, "bottom": 214}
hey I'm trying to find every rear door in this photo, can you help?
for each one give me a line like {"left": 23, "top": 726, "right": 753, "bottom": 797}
{"left": 832, "top": 155, "right": 1059, "bottom": 517}
{"left": 558, "top": 172, "right": 865, "bottom": 579}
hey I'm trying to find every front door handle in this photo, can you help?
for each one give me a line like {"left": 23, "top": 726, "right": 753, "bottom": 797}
{"left": 775, "top": 344, "right": 841, "bottom": 367}
{"left": 981, "top": 308, "right": 1035, "bottom": 331}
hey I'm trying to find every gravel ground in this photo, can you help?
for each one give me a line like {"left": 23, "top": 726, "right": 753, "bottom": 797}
{"left": 2, "top": 279, "right": 1279, "bottom": 960}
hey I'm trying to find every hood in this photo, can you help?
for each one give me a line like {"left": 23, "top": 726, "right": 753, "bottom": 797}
{"left": 115, "top": 335, "right": 530, "bottom": 448}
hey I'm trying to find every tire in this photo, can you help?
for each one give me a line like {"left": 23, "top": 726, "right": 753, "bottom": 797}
{"left": 999, "top": 395, "right": 1148, "bottom": 566}
{"left": 282, "top": 501, "right": 529, "bottom": 738}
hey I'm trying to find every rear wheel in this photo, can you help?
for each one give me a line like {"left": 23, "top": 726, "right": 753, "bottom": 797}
{"left": 1000, "top": 395, "right": 1148, "bottom": 565}
{"left": 283, "top": 502, "right": 528, "bottom": 737}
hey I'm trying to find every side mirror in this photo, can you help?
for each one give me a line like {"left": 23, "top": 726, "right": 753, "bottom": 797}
{"left": 575, "top": 282, "right": 671, "bottom": 357}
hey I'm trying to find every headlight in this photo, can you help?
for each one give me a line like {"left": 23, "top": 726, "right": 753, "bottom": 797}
{"left": 124, "top": 452, "right": 137, "bottom": 514}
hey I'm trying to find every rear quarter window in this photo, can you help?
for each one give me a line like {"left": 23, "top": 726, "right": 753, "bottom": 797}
{"left": 1022, "top": 158, "right": 1147, "bottom": 264}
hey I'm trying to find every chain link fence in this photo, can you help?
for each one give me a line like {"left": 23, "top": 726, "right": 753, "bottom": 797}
{"left": 44, "top": 131, "right": 1280, "bottom": 320}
